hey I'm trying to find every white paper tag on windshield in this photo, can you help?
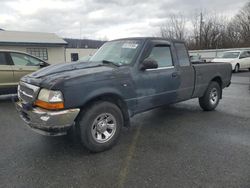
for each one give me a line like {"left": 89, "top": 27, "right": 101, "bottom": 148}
{"left": 122, "top": 43, "right": 138, "bottom": 49}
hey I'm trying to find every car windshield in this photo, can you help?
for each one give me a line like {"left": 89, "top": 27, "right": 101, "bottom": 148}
{"left": 89, "top": 40, "right": 142, "bottom": 66}
{"left": 221, "top": 52, "right": 240, "bottom": 59}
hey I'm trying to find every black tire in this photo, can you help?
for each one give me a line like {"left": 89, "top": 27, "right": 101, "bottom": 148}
{"left": 199, "top": 81, "right": 221, "bottom": 111}
{"left": 248, "top": 68, "right": 250, "bottom": 72}
{"left": 234, "top": 64, "right": 239, "bottom": 73}
{"left": 76, "top": 101, "right": 123, "bottom": 152}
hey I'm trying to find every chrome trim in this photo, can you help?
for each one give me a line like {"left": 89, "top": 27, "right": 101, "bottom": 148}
{"left": 16, "top": 101, "right": 80, "bottom": 137}
{"left": 18, "top": 82, "right": 40, "bottom": 102}
{"left": 20, "top": 81, "right": 40, "bottom": 93}
{"left": 19, "top": 89, "right": 33, "bottom": 99}
{"left": 146, "top": 66, "right": 175, "bottom": 71}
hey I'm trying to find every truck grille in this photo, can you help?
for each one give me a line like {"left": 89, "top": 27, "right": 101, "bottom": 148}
{"left": 18, "top": 82, "right": 40, "bottom": 103}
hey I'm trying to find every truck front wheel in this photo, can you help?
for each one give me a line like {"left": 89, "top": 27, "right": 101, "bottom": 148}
{"left": 199, "top": 81, "right": 221, "bottom": 111}
{"left": 77, "top": 101, "right": 123, "bottom": 152}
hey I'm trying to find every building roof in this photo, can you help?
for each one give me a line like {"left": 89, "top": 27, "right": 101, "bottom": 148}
{"left": 64, "top": 38, "right": 106, "bottom": 49}
{"left": 0, "top": 30, "right": 67, "bottom": 46}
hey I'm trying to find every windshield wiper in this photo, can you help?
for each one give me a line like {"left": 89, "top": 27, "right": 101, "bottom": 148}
{"left": 102, "top": 60, "right": 120, "bottom": 67}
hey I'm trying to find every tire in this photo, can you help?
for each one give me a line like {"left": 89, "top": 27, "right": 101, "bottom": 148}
{"left": 234, "top": 64, "right": 239, "bottom": 73}
{"left": 76, "top": 101, "right": 123, "bottom": 152}
{"left": 248, "top": 68, "right": 250, "bottom": 72}
{"left": 199, "top": 81, "right": 221, "bottom": 111}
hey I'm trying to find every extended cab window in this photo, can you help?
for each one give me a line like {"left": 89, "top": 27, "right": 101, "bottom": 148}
{"left": 175, "top": 43, "right": 190, "bottom": 66}
{"left": 148, "top": 46, "right": 173, "bottom": 68}
{"left": 10, "top": 53, "right": 40, "bottom": 66}
{"left": 0, "top": 52, "right": 7, "bottom": 65}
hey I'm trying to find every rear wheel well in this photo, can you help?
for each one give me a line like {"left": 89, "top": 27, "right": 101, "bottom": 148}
{"left": 211, "top": 77, "right": 222, "bottom": 98}
{"left": 79, "top": 94, "right": 130, "bottom": 127}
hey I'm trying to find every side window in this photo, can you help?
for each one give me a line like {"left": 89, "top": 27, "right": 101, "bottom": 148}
{"left": 246, "top": 51, "right": 250, "bottom": 58}
{"left": 240, "top": 52, "right": 247, "bottom": 59}
{"left": 28, "top": 56, "right": 41, "bottom": 66}
{"left": 0, "top": 52, "right": 7, "bottom": 65}
{"left": 148, "top": 46, "right": 173, "bottom": 68}
{"left": 10, "top": 53, "right": 40, "bottom": 66}
{"left": 174, "top": 43, "right": 190, "bottom": 66}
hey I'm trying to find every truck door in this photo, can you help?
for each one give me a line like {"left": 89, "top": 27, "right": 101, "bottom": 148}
{"left": 0, "top": 52, "right": 14, "bottom": 91}
{"left": 173, "top": 42, "right": 195, "bottom": 101}
{"left": 134, "top": 41, "right": 180, "bottom": 112}
{"left": 9, "top": 52, "right": 40, "bottom": 85}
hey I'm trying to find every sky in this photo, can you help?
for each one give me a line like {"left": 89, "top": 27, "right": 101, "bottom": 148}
{"left": 0, "top": 0, "right": 249, "bottom": 40}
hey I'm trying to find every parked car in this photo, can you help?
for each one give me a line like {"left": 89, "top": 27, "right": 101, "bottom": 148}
{"left": 16, "top": 37, "right": 232, "bottom": 152}
{"left": 0, "top": 50, "right": 49, "bottom": 95}
{"left": 211, "top": 50, "right": 250, "bottom": 72}
{"left": 190, "top": 54, "right": 206, "bottom": 63}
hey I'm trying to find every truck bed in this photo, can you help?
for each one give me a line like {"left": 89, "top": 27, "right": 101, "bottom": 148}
{"left": 192, "top": 62, "right": 232, "bottom": 98}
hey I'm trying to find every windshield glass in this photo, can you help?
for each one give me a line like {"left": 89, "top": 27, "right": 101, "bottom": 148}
{"left": 89, "top": 40, "right": 142, "bottom": 66}
{"left": 221, "top": 52, "right": 240, "bottom": 59}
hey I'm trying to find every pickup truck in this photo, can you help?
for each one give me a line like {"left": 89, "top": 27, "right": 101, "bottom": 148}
{"left": 16, "top": 37, "right": 232, "bottom": 152}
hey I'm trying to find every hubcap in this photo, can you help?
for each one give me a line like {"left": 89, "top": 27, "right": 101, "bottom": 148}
{"left": 210, "top": 88, "right": 218, "bottom": 105}
{"left": 91, "top": 113, "right": 117, "bottom": 143}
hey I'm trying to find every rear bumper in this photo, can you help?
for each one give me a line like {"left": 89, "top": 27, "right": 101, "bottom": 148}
{"left": 16, "top": 102, "right": 80, "bottom": 136}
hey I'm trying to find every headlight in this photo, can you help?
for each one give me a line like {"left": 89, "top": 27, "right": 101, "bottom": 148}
{"left": 35, "top": 89, "right": 64, "bottom": 110}
{"left": 38, "top": 89, "right": 63, "bottom": 103}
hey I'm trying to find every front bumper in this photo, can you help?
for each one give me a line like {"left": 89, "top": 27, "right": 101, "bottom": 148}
{"left": 16, "top": 102, "right": 80, "bottom": 136}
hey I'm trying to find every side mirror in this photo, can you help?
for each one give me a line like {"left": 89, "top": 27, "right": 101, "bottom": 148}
{"left": 40, "top": 61, "right": 49, "bottom": 67}
{"left": 140, "top": 58, "right": 158, "bottom": 70}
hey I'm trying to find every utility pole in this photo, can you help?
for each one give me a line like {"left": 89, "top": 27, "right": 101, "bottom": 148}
{"left": 199, "top": 12, "right": 203, "bottom": 49}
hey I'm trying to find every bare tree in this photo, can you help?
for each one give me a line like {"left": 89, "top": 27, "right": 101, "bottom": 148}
{"left": 158, "top": 1, "right": 250, "bottom": 50}
{"left": 160, "top": 14, "right": 187, "bottom": 40}
{"left": 233, "top": 1, "right": 250, "bottom": 46}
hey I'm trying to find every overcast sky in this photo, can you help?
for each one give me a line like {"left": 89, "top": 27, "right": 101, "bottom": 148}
{"left": 0, "top": 0, "right": 249, "bottom": 40}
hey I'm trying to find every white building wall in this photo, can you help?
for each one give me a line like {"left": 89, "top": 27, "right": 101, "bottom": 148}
{"left": 0, "top": 45, "right": 65, "bottom": 64}
{"left": 65, "top": 48, "right": 97, "bottom": 62}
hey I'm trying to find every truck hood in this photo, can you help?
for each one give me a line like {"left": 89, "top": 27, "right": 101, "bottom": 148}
{"left": 212, "top": 58, "right": 236, "bottom": 63}
{"left": 22, "top": 61, "right": 117, "bottom": 88}
{"left": 29, "top": 61, "right": 103, "bottom": 78}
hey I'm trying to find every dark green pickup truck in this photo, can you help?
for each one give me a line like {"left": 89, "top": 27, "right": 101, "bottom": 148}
{"left": 0, "top": 50, "right": 48, "bottom": 95}
{"left": 16, "top": 37, "right": 232, "bottom": 152}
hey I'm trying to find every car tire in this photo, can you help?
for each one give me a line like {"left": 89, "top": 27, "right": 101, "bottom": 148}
{"left": 76, "top": 101, "right": 123, "bottom": 152}
{"left": 248, "top": 68, "right": 250, "bottom": 72}
{"left": 234, "top": 64, "right": 239, "bottom": 73}
{"left": 199, "top": 81, "right": 221, "bottom": 111}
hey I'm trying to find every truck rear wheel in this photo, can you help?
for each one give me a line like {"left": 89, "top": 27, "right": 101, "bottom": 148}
{"left": 199, "top": 81, "right": 221, "bottom": 111}
{"left": 77, "top": 101, "right": 123, "bottom": 152}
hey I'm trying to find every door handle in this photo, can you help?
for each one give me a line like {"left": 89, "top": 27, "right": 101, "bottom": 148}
{"left": 172, "top": 72, "right": 179, "bottom": 78}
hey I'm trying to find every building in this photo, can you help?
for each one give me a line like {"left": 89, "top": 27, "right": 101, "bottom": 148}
{"left": 0, "top": 30, "right": 106, "bottom": 64}
{"left": 64, "top": 38, "right": 105, "bottom": 62}
{"left": 0, "top": 30, "right": 67, "bottom": 64}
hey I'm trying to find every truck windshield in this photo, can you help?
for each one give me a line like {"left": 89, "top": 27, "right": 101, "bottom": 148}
{"left": 221, "top": 52, "right": 240, "bottom": 59}
{"left": 89, "top": 40, "right": 142, "bottom": 66}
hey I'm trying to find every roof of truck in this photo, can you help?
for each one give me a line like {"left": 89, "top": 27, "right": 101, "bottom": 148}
{"left": 111, "top": 37, "right": 185, "bottom": 43}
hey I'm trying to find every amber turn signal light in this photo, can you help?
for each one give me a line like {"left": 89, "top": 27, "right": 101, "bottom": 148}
{"left": 34, "top": 100, "right": 64, "bottom": 110}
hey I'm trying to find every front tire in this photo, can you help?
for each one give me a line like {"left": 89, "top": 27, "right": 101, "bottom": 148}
{"left": 77, "top": 101, "right": 123, "bottom": 152}
{"left": 199, "top": 81, "right": 221, "bottom": 111}
{"left": 234, "top": 64, "right": 239, "bottom": 73}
